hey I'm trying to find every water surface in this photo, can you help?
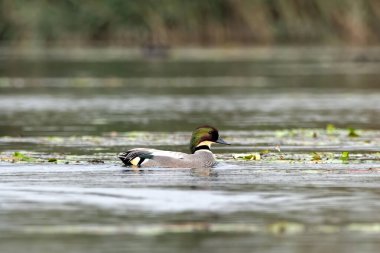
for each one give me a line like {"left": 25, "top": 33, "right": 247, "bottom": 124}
{"left": 1, "top": 47, "right": 380, "bottom": 253}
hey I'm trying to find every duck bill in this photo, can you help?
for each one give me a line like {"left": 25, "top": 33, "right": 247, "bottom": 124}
{"left": 215, "top": 137, "right": 230, "bottom": 145}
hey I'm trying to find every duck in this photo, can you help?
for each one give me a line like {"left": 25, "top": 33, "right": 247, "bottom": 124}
{"left": 118, "top": 125, "right": 230, "bottom": 168}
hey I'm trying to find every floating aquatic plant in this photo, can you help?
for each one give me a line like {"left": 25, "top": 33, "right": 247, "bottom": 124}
{"left": 12, "top": 152, "right": 35, "bottom": 162}
{"left": 311, "top": 152, "right": 322, "bottom": 161}
{"left": 326, "top": 124, "right": 336, "bottom": 135}
{"left": 233, "top": 153, "right": 261, "bottom": 161}
{"left": 348, "top": 128, "right": 359, "bottom": 138}
{"left": 341, "top": 151, "right": 350, "bottom": 162}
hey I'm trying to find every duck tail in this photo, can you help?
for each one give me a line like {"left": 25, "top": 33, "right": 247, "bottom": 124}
{"left": 118, "top": 150, "right": 153, "bottom": 166}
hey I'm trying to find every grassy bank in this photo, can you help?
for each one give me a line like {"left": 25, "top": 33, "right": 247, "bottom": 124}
{"left": 1, "top": 0, "right": 380, "bottom": 47}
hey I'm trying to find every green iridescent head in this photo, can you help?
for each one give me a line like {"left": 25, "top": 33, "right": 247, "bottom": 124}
{"left": 190, "top": 125, "right": 229, "bottom": 153}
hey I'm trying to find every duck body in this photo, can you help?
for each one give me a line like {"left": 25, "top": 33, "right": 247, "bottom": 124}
{"left": 118, "top": 126, "right": 229, "bottom": 168}
{"left": 118, "top": 148, "right": 216, "bottom": 168}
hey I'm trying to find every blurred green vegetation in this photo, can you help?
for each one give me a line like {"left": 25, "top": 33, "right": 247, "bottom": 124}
{"left": 0, "top": 0, "right": 380, "bottom": 47}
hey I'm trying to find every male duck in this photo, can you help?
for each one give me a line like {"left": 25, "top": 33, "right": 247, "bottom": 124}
{"left": 118, "top": 125, "right": 230, "bottom": 168}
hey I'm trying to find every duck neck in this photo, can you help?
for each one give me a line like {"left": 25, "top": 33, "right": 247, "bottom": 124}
{"left": 193, "top": 145, "right": 210, "bottom": 153}
{"left": 191, "top": 141, "right": 213, "bottom": 154}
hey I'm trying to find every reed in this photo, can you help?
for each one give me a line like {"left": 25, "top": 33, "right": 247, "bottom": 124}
{"left": 1, "top": 0, "right": 379, "bottom": 46}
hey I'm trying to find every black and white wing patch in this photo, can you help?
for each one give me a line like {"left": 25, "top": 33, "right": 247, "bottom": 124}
{"left": 118, "top": 148, "right": 187, "bottom": 167}
{"left": 118, "top": 149, "right": 154, "bottom": 166}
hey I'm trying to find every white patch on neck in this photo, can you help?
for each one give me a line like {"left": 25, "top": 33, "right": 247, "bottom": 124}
{"left": 196, "top": 149, "right": 212, "bottom": 153}
{"left": 195, "top": 141, "right": 214, "bottom": 155}
{"left": 196, "top": 141, "right": 213, "bottom": 148}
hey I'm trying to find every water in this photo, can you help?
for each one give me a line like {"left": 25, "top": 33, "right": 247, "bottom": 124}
{"left": 0, "top": 47, "right": 380, "bottom": 253}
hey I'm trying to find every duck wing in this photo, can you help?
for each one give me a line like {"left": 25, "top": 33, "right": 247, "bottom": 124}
{"left": 118, "top": 148, "right": 187, "bottom": 166}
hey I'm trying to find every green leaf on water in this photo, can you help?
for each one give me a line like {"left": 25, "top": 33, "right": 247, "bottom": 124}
{"left": 311, "top": 152, "right": 322, "bottom": 161}
{"left": 348, "top": 128, "right": 359, "bottom": 137}
{"left": 341, "top": 151, "right": 350, "bottom": 162}
{"left": 48, "top": 158, "right": 57, "bottom": 163}
{"left": 326, "top": 124, "right": 336, "bottom": 134}
{"left": 13, "top": 152, "right": 35, "bottom": 162}
{"left": 233, "top": 153, "right": 261, "bottom": 161}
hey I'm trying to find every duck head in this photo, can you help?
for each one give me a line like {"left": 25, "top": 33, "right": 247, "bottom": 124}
{"left": 190, "top": 125, "right": 230, "bottom": 153}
